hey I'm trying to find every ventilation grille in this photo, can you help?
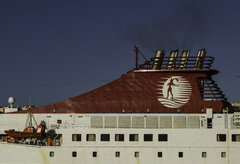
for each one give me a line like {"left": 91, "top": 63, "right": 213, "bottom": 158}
{"left": 118, "top": 116, "right": 131, "bottom": 128}
{"left": 173, "top": 116, "right": 186, "bottom": 128}
{"left": 146, "top": 116, "right": 158, "bottom": 128}
{"left": 132, "top": 116, "right": 144, "bottom": 128}
{"left": 105, "top": 116, "right": 117, "bottom": 128}
{"left": 91, "top": 116, "right": 103, "bottom": 128}
{"left": 90, "top": 115, "right": 201, "bottom": 129}
{"left": 198, "top": 77, "right": 226, "bottom": 101}
{"left": 160, "top": 116, "right": 172, "bottom": 128}
{"left": 187, "top": 116, "right": 200, "bottom": 128}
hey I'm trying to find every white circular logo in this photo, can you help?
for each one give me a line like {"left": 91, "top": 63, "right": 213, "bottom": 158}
{"left": 157, "top": 76, "right": 192, "bottom": 108}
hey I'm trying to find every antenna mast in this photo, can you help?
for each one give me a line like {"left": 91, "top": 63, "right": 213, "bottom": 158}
{"left": 134, "top": 46, "right": 147, "bottom": 70}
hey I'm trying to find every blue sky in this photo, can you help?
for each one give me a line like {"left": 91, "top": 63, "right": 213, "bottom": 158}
{"left": 0, "top": 0, "right": 240, "bottom": 106}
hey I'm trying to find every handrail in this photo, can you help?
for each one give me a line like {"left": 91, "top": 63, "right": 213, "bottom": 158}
{"left": 137, "top": 56, "right": 214, "bottom": 70}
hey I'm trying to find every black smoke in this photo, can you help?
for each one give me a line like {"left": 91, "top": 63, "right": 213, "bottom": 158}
{"left": 120, "top": 0, "right": 220, "bottom": 52}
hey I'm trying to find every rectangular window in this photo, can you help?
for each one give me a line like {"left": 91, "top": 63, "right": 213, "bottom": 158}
{"left": 129, "top": 134, "right": 138, "bottom": 142}
{"left": 135, "top": 152, "right": 139, "bottom": 157}
{"left": 72, "top": 151, "right": 77, "bottom": 157}
{"left": 49, "top": 151, "right": 54, "bottom": 157}
{"left": 158, "top": 134, "right": 168, "bottom": 142}
{"left": 179, "top": 152, "right": 183, "bottom": 158}
{"left": 101, "top": 134, "right": 110, "bottom": 141}
{"left": 217, "top": 134, "right": 226, "bottom": 142}
{"left": 232, "top": 134, "right": 240, "bottom": 142}
{"left": 221, "top": 152, "right": 226, "bottom": 158}
{"left": 115, "top": 151, "right": 120, "bottom": 157}
{"left": 115, "top": 134, "right": 124, "bottom": 141}
{"left": 158, "top": 152, "right": 162, "bottom": 158}
{"left": 87, "top": 134, "right": 96, "bottom": 141}
{"left": 72, "top": 134, "right": 81, "bottom": 141}
{"left": 202, "top": 152, "right": 207, "bottom": 158}
{"left": 144, "top": 134, "right": 153, "bottom": 141}
{"left": 93, "top": 151, "right": 97, "bottom": 157}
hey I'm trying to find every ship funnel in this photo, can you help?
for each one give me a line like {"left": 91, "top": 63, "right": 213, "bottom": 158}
{"left": 195, "top": 49, "right": 206, "bottom": 69}
{"left": 167, "top": 50, "right": 178, "bottom": 69}
{"left": 179, "top": 50, "right": 190, "bottom": 69}
{"left": 152, "top": 50, "right": 164, "bottom": 70}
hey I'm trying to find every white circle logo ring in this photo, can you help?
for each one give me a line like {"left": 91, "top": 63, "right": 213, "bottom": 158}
{"left": 157, "top": 76, "right": 192, "bottom": 108}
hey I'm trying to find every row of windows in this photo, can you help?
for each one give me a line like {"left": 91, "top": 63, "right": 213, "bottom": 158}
{"left": 72, "top": 134, "right": 168, "bottom": 142}
{"left": 49, "top": 151, "right": 227, "bottom": 158}
{"left": 217, "top": 134, "right": 240, "bottom": 142}
{"left": 72, "top": 133, "right": 240, "bottom": 142}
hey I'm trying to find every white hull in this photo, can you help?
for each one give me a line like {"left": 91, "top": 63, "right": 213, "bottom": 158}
{"left": 0, "top": 143, "right": 235, "bottom": 164}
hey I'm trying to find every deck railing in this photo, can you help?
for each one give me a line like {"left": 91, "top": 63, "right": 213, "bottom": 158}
{"left": 137, "top": 56, "right": 214, "bottom": 70}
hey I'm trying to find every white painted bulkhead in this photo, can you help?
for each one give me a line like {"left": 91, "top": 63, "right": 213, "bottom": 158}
{"left": 0, "top": 113, "right": 239, "bottom": 164}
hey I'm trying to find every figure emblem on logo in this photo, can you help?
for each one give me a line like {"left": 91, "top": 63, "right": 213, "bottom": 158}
{"left": 157, "top": 76, "right": 192, "bottom": 108}
{"left": 166, "top": 78, "right": 178, "bottom": 99}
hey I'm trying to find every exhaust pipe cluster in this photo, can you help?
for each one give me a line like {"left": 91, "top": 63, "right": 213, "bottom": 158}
{"left": 152, "top": 49, "right": 206, "bottom": 70}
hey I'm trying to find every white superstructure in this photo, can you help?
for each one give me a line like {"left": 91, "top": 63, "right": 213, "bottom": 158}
{"left": 0, "top": 111, "right": 239, "bottom": 164}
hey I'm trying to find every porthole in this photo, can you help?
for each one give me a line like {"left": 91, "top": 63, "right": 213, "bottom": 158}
{"left": 221, "top": 152, "right": 226, "bottom": 158}
{"left": 115, "top": 151, "right": 120, "bottom": 157}
{"left": 202, "top": 152, "right": 207, "bottom": 158}
{"left": 49, "top": 151, "right": 54, "bottom": 157}
{"left": 93, "top": 151, "right": 97, "bottom": 157}
{"left": 179, "top": 152, "right": 183, "bottom": 158}
{"left": 158, "top": 152, "right": 162, "bottom": 158}
{"left": 135, "top": 152, "right": 139, "bottom": 157}
{"left": 72, "top": 151, "right": 77, "bottom": 157}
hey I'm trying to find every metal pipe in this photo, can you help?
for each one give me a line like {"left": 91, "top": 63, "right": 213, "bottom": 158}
{"left": 152, "top": 50, "right": 164, "bottom": 70}
{"left": 179, "top": 50, "right": 190, "bottom": 69}
{"left": 195, "top": 49, "right": 206, "bottom": 69}
{"left": 134, "top": 46, "right": 138, "bottom": 69}
{"left": 168, "top": 50, "right": 178, "bottom": 69}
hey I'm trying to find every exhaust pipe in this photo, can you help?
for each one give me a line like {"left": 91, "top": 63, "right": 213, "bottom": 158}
{"left": 152, "top": 50, "right": 164, "bottom": 70}
{"left": 179, "top": 50, "right": 190, "bottom": 69}
{"left": 195, "top": 49, "right": 206, "bottom": 69}
{"left": 168, "top": 50, "right": 178, "bottom": 69}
